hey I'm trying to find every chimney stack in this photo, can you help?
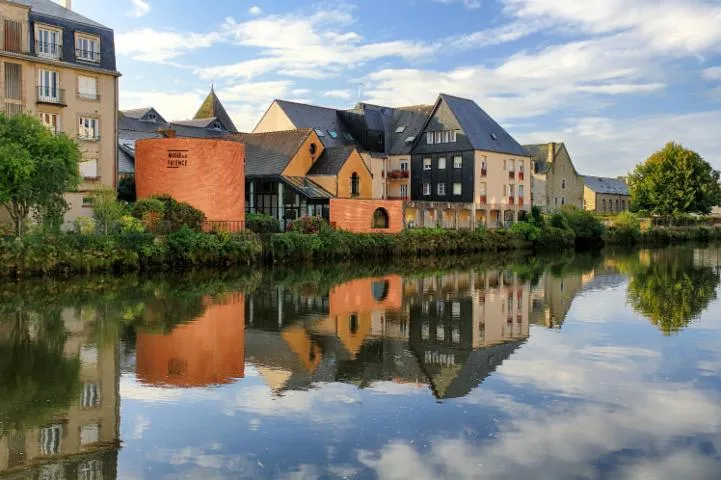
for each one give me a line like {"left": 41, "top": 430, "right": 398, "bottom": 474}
{"left": 548, "top": 142, "right": 556, "bottom": 163}
{"left": 60, "top": 0, "right": 72, "bottom": 10}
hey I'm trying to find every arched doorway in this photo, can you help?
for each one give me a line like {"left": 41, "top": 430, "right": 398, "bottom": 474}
{"left": 372, "top": 208, "right": 389, "bottom": 229}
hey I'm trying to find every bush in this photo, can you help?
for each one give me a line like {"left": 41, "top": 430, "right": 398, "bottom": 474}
{"left": 92, "top": 187, "right": 127, "bottom": 234}
{"left": 246, "top": 212, "right": 280, "bottom": 234}
{"left": 560, "top": 207, "right": 605, "bottom": 245}
{"left": 606, "top": 212, "right": 641, "bottom": 244}
{"left": 117, "top": 176, "right": 136, "bottom": 203}
{"left": 549, "top": 212, "right": 570, "bottom": 230}
{"left": 73, "top": 217, "right": 96, "bottom": 235}
{"left": 537, "top": 225, "right": 576, "bottom": 249}
{"left": 131, "top": 195, "right": 205, "bottom": 233}
{"left": 119, "top": 215, "right": 145, "bottom": 234}
{"left": 287, "top": 216, "right": 329, "bottom": 234}
{"left": 510, "top": 222, "right": 541, "bottom": 242}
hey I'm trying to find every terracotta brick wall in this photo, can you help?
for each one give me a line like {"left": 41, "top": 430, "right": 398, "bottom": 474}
{"left": 330, "top": 199, "right": 404, "bottom": 233}
{"left": 136, "top": 138, "right": 245, "bottom": 229}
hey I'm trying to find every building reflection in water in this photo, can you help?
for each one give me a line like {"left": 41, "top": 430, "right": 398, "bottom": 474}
{"left": 135, "top": 293, "right": 246, "bottom": 388}
{"left": 0, "top": 307, "right": 120, "bottom": 479}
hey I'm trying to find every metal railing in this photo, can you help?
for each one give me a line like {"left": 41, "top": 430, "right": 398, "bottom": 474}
{"left": 76, "top": 49, "right": 101, "bottom": 63}
{"left": 36, "top": 86, "right": 66, "bottom": 105}
{"left": 78, "top": 132, "right": 101, "bottom": 141}
{"left": 203, "top": 220, "right": 245, "bottom": 233}
{"left": 78, "top": 91, "right": 100, "bottom": 101}
{"left": 35, "top": 41, "right": 63, "bottom": 60}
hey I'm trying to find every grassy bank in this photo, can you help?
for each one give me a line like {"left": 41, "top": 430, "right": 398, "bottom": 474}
{"left": 605, "top": 224, "right": 721, "bottom": 246}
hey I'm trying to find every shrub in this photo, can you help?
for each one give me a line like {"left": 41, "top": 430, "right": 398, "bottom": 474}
{"left": 607, "top": 212, "right": 641, "bottom": 244}
{"left": 287, "top": 216, "right": 329, "bottom": 234}
{"left": 549, "top": 212, "right": 570, "bottom": 230}
{"left": 92, "top": 187, "right": 127, "bottom": 234}
{"left": 529, "top": 206, "right": 544, "bottom": 227}
{"left": 73, "top": 217, "right": 96, "bottom": 235}
{"left": 560, "top": 207, "right": 605, "bottom": 245}
{"left": 510, "top": 222, "right": 541, "bottom": 242}
{"left": 131, "top": 195, "right": 206, "bottom": 233}
{"left": 119, "top": 215, "right": 145, "bottom": 234}
{"left": 117, "top": 176, "right": 136, "bottom": 203}
{"left": 537, "top": 225, "right": 576, "bottom": 249}
{"left": 246, "top": 212, "right": 280, "bottom": 234}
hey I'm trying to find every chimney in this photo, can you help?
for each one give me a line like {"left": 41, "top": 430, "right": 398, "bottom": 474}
{"left": 548, "top": 142, "right": 555, "bottom": 163}
{"left": 60, "top": 0, "right": 72, "bottom": 10}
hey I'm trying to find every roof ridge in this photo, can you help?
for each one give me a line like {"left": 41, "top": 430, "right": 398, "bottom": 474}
{"left": 276, "top": 99, "right": 341, "bottom": 112}
{"left": 233, "top": 128, "right": 313, "bottom": 137}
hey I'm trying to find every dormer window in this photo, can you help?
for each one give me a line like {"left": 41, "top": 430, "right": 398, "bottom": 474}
{"left": 342, "top": 132, "right": 354, "bottom": 142}
{"left": 36, "top": 26, "right": 62, "bottom": 60}
{"left": 310, "top": 143, "right": 317, "bottom": 155}
{"left": 75, "top": 33, "right": 100, "bottom": 63}
{"left": 328, "top": 130, "right": 338, "bottom": 139}
{"left": 211, "top": 122, "right": 223, "bottom": 130}
{"left": 147, "top": 113, "right": 157, "bottom": 122}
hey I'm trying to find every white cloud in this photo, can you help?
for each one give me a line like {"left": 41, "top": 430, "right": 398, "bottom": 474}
{"left": 248, "top": 5, "right": 263, "bottom": 16}
{"left": 120, "top": 90, "right": 206, "bottom": 122}
{"left": 127, "top": 0, "right": 150, "bottom": 17}
{"left": 323, "top": 89, "right": 352, "bottom": 99}
{"left": 116, "top": 28, "right": 221, "bottom": 63}
{"left": 434, "top": 0, "right": 482, "bottom": 9}
{"left": 703, "top": 67, "right": 721, "bottom": 81}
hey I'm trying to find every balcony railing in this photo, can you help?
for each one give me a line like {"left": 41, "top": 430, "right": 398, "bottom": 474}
{"left": 78, "top": 132, "right": 101, "bottom": 141}
{"left": 76, "top": 49, "right": 101, "bottom": 63}
{"left": 35, "top": 41, "right": 63, "bottom": 60}
{"left": 36, "top": 86, "right": 66, "bottom": 106}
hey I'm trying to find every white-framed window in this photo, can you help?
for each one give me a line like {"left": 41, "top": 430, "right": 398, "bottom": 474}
{"left": 450, "top": 130, "right": 458, "bottom": 142}
{"left": 426, "top": 132, "right": 434, "bottom": 145}
{"left": 40, "top": 424, "right": 63, "bottom": 456}
{"left": 80, "top": 424, "right": 100, "bottom": 446}
{"left": 518, "top": 160, "right": 524, "bottom": 172}
{"left": 36, "top": 26, "right": 62, "bottom": 59}
{"left": 423, "top": 183, "right": 431, "bottom": 195}
{"left": 442, "top": 131, "right": 450, "bottom": 143}
{"left": 435, "top": 131, "right": 442, "bottom": 144}
{"left": 453, "top": 156, "right": 462, "bottom": 169}
{"left": 400, "top": 161, "right": 408, "bottom": 171}
{"left": 81, "top": 382, "right": 101, "bottom": 408}
{"left": 79, "top": 159, "right": 98, "bottom": 179}
{"left": 508, "top": 159, "right": 515, "bottom": 172}
{"left": 453, "top": 183, "right": 462, "bottom": 195}
{"left": 437, "top": 183, "right": 446, "bottom": 196}
{"left": 423, "top": 158, "right": 432, "bottom": 170}
{"left": 509, "top": 184, "right": 515, "bottom": 197}
{"left": 479, "top": 182, "right": 487, "bottom": 195}
{"left": 76, "top": 34, "right": 100, "bottom": 62}
{"left": 503, "top": 185, "right": 509, "bottom": 196}
{"left": 78, "top": 459, "right": 103, "bottom": 480}
{"left": 78, "top": 117, "right": 99, "bottom": 140}
{"left": 438, "top": 157, "right": 446, "bottom": 169}
{"left": 37, "top": 69, "right": 59, "bottom": 101}
{"left": 519, "top": 185, "right": 525, "bottom": 198}
{"left": 400, "top": 184, "right": 408, "bottom": 198}
{"left": 39, "top": 112, "right": 60, "bottom": 133}
{"left": 78, "top": 76, "right": 98, "bottom": 100}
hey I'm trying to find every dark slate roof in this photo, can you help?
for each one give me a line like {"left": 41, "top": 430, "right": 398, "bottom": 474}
{"left": 307, "top": 146, "right": 356, "bottom": 175}
{"left": 584, "top": 176, "right": 630, "bottom": 195}
{"left": 388, "top": 105, "right": 434, "bottom": 155}
{"left": 173, "top": 118, "right": 217, "bottom": 128}
{"left": 273, "top": 100, "right": 355, "bottom": 149}
{"left": 118, "top": 112, "right": 170, "bottom": 134}
{"left": 439, "top": 94, "right": 529, "bottom": 157}
{"left": 194, "top": 88, "right": 237, "bottom": 133}
{"left": 231, "top": 129, "right": 313, "bottom": 177}
{"left": 167, "top": 123, "right": 229, "bottom": 139}
{"left": 118, "top": 143, "right": 135, "bottom": 174}
{"left": 13, "top": 0, "right": 109, "bottom": 29}
{"left": 281, "top": 176, "right": 333, "bottom": 200}
{"left": 121, "top": 107, "right": 153, "bottom": 120}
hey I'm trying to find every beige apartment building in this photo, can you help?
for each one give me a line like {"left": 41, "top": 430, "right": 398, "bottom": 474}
{"left": 525, "top": 142, "right": 585, "bottom": 212}
{"left": 0, "top": 0, "right": 119, "bottom": 228}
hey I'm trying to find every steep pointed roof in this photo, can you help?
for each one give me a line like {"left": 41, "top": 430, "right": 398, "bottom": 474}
{"left": 193, "top": 87, "right": 238, "bottom": 133}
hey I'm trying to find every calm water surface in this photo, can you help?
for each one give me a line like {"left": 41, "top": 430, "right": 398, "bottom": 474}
{"left": 1, "top": 247, "right": 721, "bottom": 479}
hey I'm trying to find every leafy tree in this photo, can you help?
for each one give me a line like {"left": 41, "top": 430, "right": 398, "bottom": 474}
{"left": 91, "top": 187, "right": 126, "bottom": 234}
{"left": 629, "top": 142, "right": 721, "bottom": 216}
{"left": 0, "top": 113, "right": 81, "bottom": 236}
{"left": 117, "top": 175, "right": 136, "bottom": 203}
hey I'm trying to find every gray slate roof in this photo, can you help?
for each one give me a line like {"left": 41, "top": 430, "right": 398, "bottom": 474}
{"left": 440, "top": 94, "right": 528, "bottom": 157}
{"left": 584, "top": 176, "right": 630, "bottom": 195}
{"left": 307, "top": 146, "right": 356, "bottom": 175}
{"left": 282, "top": 176, "right": 333, "bottom": 200}
{"left": 121, "top": 107, "right": 154, "bottom": 120}
{"left": 172, "top": 118, "right": 217, "bottom": 128}
{"left": 272, "top": 100, "right": 355, "bottom": 149}
{"left": 389, "top": 105, "right": 434, "bottom": 155}
{"left": 13, "top": 0, "right": 109, "bottom": 29}
{"left": 118, "top": 144, "right": 135, "bottom": 175}
{"left": 231, "top": 129, "right": 313, "bottom": 177}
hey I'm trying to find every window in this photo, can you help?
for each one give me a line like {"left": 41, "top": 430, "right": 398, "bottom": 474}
{"left": 4, "top": 63, "right": 22, "bottom": 101}
{"left": 400, "top": 161, "right": 408, "bottom": 171}
{"left": 423, "top": 183, "right": 431, "bottom": 195}
{"left": 519, "top": 185, "right": 525, "bottom": 199}
{"left": 78, "top": 117, "right": 99, "bottom": 140}
{"left": 602, "top": 199, "right": 607, "bottom": 212}
{"left": 438, "top": 157, "right": 446, "bottom": 169}
{"left": 426, "top": 132, "right": 434, "bottom": 145}
{"left": 561, "top": 197, "right": 565, "bottom": 205}
{"left": 40, "top": 424, "right": 62, "bottom": 456}
{"left": 350, "top": 172, "right": 360, "bottom": 197}
{"left": 562, "top": 179, "right": 566, "bottom": 189}
{"left": 79, "top": 159, "right": 98, "bottom": 179}
{"left": 518, "top": 160, "right": 524, "bottom": 172}
{"left": 435, "top": 131, "right": 443, "bottom": 143}
{"left": 490, "top": 133, "right": 498, "bottom": 140}
{"left": 404, "top": 136, "right": 416, "bottom": 143}
{"left": 39, "top": 112, "right": 59, "bottom": 133}
{"left": 450, "top": 130, "right": 458, "bottom": 142}
{"left": 423, "top": 158, "right": 432, "bottom": 170}
{"left": 400, "top": 184, "right": 408, "bottom": 199}
{"left": 38, "top": 69, "right": 60, "bottom": 102}
{"left": 453, "top": 183, "right": 462, "bottom": 195}
{"left": 78, "top": 76, "right": 98, "bottom": 100}
{"left": 78, "top": 459, "right": 103, "bottom": 480}
{"left": 342, "top": 132, "right": 354, "bottom": 142}
{"left": 509, "top": 184, "right": 515, "bottom": 197}
{"left": 555, "top": 197, "right": 558, "bottom": 205}
{"left": 37, "top": 26, "right": 62, "bottom": 59}
{"left": 81, "top": 382, "right": 100, "bottom": 408}
{"left": 508, "top": 160, "right": 515, "bottom": 172}
{"left": 4, "top": 19, "right": 23, "bottom": 53}
{"left": 372, "top": 208, "right": 389, "bottom": 229}
{"left": 327, "top": 130, "right": 338, "bottom": 138}
{"left": 309, "top": 143, "right": 317, "bottom": 155}
{"left": 314, "top": 129, "right": 325, "bottom": 137}
{"left": 622, "top": 200, "right": 626, "bottom": 210}
{"left": 453, "top": 156, "right": 462, "bottom": 169}
{"left": 148, "top": 112, "right": 157, "bottom": 121}
{"left": 76, "top": 35, "right": 100, "bottom": 62}
{"left": 80, "top": 424, "right": 100, "bottom": 446}
{"left": 395, "top": 126, "right": 406, "bottom": 134}
{"left": 479, "top": 182, "right": 487, "bottom": 195}
{"left": 442, "top": 130, "right": 450, "bottom": 143}
{"left": 437, "top": 183, "right": 446, "bottom": 196}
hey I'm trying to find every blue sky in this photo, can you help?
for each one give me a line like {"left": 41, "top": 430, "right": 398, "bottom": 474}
{"left": 72, "top": 0, "right": 721, "bottom": 176}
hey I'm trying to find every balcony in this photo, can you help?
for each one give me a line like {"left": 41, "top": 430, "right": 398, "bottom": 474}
{"left": 76, "top": 49, "right": 101, "bottom": 63}
{"left": 388, "top": 170, "right": 410, "bottom": 180}
{"left": 35, "top": 41, "right": 63, "bottom": 60}
{"left": 78, "top": 132, "right": 101, "bottom": 142}
{"left": 508, "top": 171, "right": 515, "bottom": 180}
{"left": 479, "top": 195, "right": 487, "bottom": 205}
{"left": 36, "top": 86, "right": 66, "bottom": 106}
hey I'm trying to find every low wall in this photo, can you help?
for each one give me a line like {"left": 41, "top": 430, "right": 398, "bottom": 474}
{"left": 330, "top": 199, "right": 404, "bottom": 234}
{"left": 136, "top": 138, "right": 245, "bottom": 231}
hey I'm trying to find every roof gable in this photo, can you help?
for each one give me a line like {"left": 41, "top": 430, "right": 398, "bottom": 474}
{"left": 273, "top": 100, "right": 355, "bottom": 149}
{"left": 194, "top": 88, "right": 237, "bottom": 133}
{"left": 307, "top": 146, "right": 358, "bottom": 175}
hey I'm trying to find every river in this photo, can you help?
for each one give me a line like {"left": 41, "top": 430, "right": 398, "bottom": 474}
{"left": 1, "top": 246, "right": 720, "bottom": 479}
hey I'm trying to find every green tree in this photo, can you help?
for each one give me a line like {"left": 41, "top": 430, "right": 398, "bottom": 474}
{"left": 117, "top": 175, "right": 136, "bottom": 203}
{"left": 91, "top": 187, "right": 126, "bottom": 234}
{"left": 629, "top": 142, "right": 721, "bottom": 216}
{"left": 0, "top": 113, "right": 81, "bottom": 236}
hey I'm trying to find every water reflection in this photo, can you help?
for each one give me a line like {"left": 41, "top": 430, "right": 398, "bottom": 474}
{"left": 0, "top": 246, "right": 720, "bottom": 479}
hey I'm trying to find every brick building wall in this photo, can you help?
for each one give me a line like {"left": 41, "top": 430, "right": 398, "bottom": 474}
{"left": 135, "top": 138, "right": 245, "bottom": 229}
{"left": 329, "top": 199, "right": 404, "bottom": 233}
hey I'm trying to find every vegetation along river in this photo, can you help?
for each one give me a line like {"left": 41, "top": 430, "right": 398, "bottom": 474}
{"left": 1, "top": 246, "right": 720, "bottom": 479}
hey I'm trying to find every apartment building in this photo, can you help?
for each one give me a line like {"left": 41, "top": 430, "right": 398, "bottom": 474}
{"left": 525, "top": 142, "right": 585, "bottom": 212}
{"left": 0, "top": 0, "right": 119, "bottom": 227}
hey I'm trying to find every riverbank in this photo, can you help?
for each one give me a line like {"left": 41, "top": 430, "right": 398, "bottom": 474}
{"left": 2, "top": 222, "right": 720, "bottom": 279}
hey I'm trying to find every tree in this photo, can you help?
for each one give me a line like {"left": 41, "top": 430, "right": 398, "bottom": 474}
{"left": 0, "top": 113, "right": 81, "bottom": 236}
{"left": 117, "top": 175, "right": 136, "bottom": 203}
{"left": 91, "top": 187, "right": 126, "bottom": 234}
{"left": 628, "top": 142, "right": 721, "bottom": 216}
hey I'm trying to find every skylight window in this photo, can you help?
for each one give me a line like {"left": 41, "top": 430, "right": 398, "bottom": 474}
{"left": 315, "top": 129, "right": 325, "bottom": 137}
{"left": 328, "top": 130, "right": 338, "bottom": 139}
{"left": 342, "top": 132, "right": 354, "bottom": 142}
{"left": 405, "top": 136, "right": 415, "bottom": 143}
{"left": 490, "top": 133, "right": 498, "bottom": 140}
{"left": 395, "top": 126, "right": 407, "bottom": 134}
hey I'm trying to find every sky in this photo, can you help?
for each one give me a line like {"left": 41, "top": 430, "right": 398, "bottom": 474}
{"left": 69, "top": 0, "right": 721, "bottom": 176}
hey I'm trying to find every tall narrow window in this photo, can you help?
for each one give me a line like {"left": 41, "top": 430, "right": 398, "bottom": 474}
{"left": 423, "top": 183, "right": 431, "bottom": 196}
{"left": 400, "top": 184, "right": 408, "bottom": 199}
{"left": 400, "top": 161, "right": 408, "bottom": 171}
{"left": 450, "top": 130, "right": 458, "bottom": 142}
{"left": 426, "top": 132, "right": 434, "bottom": 145}
{"left": 39, "top": 112, "right": 59, "bottom": 133}
{"left": 4, "top": 20, "right": 23, "bottom": 53}
{"left": 423, "top": 158, "right": 432, "bottom": 170}
{"left": 37, "top": 69, "right": 60, "bottom": 102}
{"left": 37, "top": 27, "right": 62, "bottom": 59}
{"left": 350, "top": 172, "right": 360, "bottom": 197}
{"left": 453, "top": 156, "right": 462, "bottom": 169}
{"left": 437, "top": 183, "right": 446, "bottom": 196}
{"left": 453, "top": 183, "right": 462, "bottom": 195}
{"left": 437, "top": 157, "right": 446, "bottom": 169}
{"left": 435, "top": 131, "right": 442, "bottom": 144}
{"left": 40, "top": 425, "right": 63, "bottom": 456}
{"left": 4, "top": 63, "right": 22, "bottom": 101}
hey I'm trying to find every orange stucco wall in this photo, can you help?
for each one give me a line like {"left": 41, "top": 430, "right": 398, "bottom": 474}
{"left": 330, "top": 199, "right": 404, "bottom": 233}
{"left": 282, "top": 131, "right": 324, "bottom": 176}
{"left": 135, "top": 293, "right": 245, "bottom": 387}
{"left": 329, "top": 276, "right": 404, "bottom": 315}
{"left": 136, "top": 138, "right": 245, "bottom": 228}
{"left": 337, "top": 150, "right": 373, "bottom": 199}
